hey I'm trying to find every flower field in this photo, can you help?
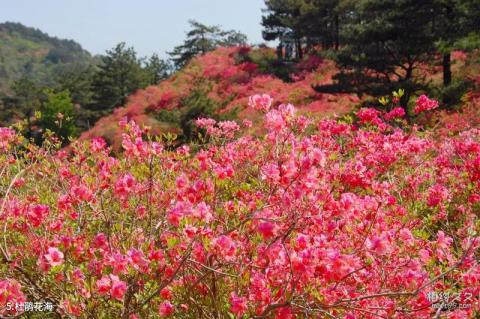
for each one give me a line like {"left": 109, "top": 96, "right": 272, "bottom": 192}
{"left": 1, "top": 93, "right": 479, "bottom": 318}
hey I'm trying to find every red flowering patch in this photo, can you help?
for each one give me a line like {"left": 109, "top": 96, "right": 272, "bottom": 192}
{"left": 79, "top": 47, "right": 358, "bottom": 149}
{"left": 0, "top": 95, "right": 479, "bottom": 318}
{"left": 414, "top": 95, "right": 439, "bottom": 114}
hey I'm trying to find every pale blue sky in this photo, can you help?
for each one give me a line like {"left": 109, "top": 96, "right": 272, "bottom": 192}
{"left": 0, "top": 0, "right": 268, "bottom": 58}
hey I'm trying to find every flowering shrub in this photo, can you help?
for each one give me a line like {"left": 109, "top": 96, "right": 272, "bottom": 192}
{"left": 79, "top": 47, "right": 358, "bottom": 150}
{"left": 248, "top": 94, "right": 273, "bottom": 112}
{"left": 384, "top": 107, "right": 406, "bottom": 121}
{"left": 414, "top": 95, "right": 439, "bottom": 114}
{"left": 0, "top": 95, "right": 479, "bottom": 318}
{"left": 195, "top": 118, "right": 241, "bottom": 139}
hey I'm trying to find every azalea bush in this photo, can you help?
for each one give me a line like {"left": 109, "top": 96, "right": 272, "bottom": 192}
{"left": 80, "top": 47, "right": 359, "bottom": 150}
{"left": 0, "top": 94, "right": 479, "bottom": 318}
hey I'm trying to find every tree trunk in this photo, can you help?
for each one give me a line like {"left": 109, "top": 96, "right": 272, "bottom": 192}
{"left": 334, "top": 14, "right": 339, "bottom": 50}
{"left": 443, "top": 4, "right": 453, "bottom": 88}
{"left": 299, "top": 41, "right": 303, "bottom": 59}
{"left": 405, "top": 64, "right": 413, "bottom": 81}
{"left": 442, "top": 52, "right": 452, "bottom": 87}
{"left": 295, "top": 38, "right": 303, "bottom": 60}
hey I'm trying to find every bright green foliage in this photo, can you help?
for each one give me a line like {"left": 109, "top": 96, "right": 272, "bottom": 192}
{"left": 39, "top": 89, "right": 77, "bottom": 140}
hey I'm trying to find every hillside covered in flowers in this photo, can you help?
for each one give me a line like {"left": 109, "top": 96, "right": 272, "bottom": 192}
{"left": 2, "top": 0, "right": 480, "bottom": 316}
{"left": 78, "top": 47, "right": 361, "bottom": 149}
{"left": 1, "top": 85, "right": 480, "bottom": 317}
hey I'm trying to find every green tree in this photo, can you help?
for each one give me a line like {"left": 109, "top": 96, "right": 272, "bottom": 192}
{"left": 53, "top": 65, "right": 97, "bottom": 129}
{"left": 179, "top": 85, "right": 219, "bottom": 142}
{"left": 10, "top": 77, "right": 41, "bottom": 137}
{"left": 178, "top": 79, "right": 238, "bottom": 142}
{"left": 54, "top": 64, "right": 96, "bottom": 107}
{"left": 432, "top": 0, "right": 480, "bottom": 87}
{"left": 320, "top": 0, "right": 437, "bottom": 106}
{"left": 301, "top": 0, "right": 343, "bottom": 50}
{"left": 90, "top": 43, "right": 147, "bottom": 116}
{"left": 221, "top": 29, "right": 248, "bottom": 47}
{"left": 262, "top": 0, "right": 306, "bottom": 58}
{"left": 145, "top": 53, "right": 170, "bottom": 85}
{"left": 39, "top": 89, "right": 77, "bottom": 140}
{"left": 0, "top": 22, "right": 96, "bottom": 97}
{"left": 262, "top": 0, "right": 346, "bottom": 58}
{"left": 169, "top": 20, "right": 247, "bottom": 69}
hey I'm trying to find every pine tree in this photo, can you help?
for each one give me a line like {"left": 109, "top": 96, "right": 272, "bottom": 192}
{"left": 262, "top": 0, "right": 307, "bottom": 58}
{"left": 262, "top": 0, "right": 344, "bottom": 56}
{"left": 91, "top": 43, "right": 147, "bottom": 116}
{"left": 169, "top": 20, "right": 247, "bottom": 69}
{"left": 324, "top": 0, "right": 437, "bottom": 104}
{"left": 10, "top": 77, "right": 41, "bottom": 137}
{"left": 432, "top": 0, "right": 480, "bottom": 87}
{"left": 54, "top": 64, "right": 96, "bottom": 107}
{"left": 145, "top": 54, "right": 170, "bottom": 85}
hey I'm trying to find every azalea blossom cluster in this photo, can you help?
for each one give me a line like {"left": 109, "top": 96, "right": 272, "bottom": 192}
{"left": 0, "top": 94, "right": 479, "bottom": 318}
{"left": 0, "top": 127, "right": 17, "bottom": 151}
{"left": 414, "top": 94, "right": 439, "bottom": 114}
{"left": 195, "top": 118, "right": 241, "bottom": 139}
{"left": 248, "top": 93, "right": 274, "bottom": 112}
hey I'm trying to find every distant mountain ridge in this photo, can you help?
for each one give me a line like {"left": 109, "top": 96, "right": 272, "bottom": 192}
{"left": 0, "top": 22, "right": 96, "bottom": 96}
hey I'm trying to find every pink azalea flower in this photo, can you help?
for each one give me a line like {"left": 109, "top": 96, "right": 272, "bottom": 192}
{"left": 211, "top": 235, "right": 237, "bottom": 260}
{"left": 44, "top": 247, "right": 64, "bottom": 267}
{"left": 90, "top": 137, "right": 107, "bottom": 152}
{"left": 414, "top": 95, "right": 439, "bottom": 114}
{"left": 159, "top": 301, "right": 174, "bottom": 317}
{"left": 399, "top": 228, "right": 414, "bottom": 244}
{"left": 356, "top": 108, "right": 382, "bottom": 125}
{"left": 109, "top": 275, "right": 127, "bottom": 301}
{"left": 242, "top": 119, "right": 252, "bottom": 128}
{"left": 160, "top": 287, "right": 173, "bottom": 300}
{"left": 27, "top": 204, "right": 49, "bottom": 227}
{"left": 114, "top": 173, "right": 137, "bottom": 198}
{"left": 258, "top": 221, "right": 276, "bottom": 239}
{"left": 427, "top": 184, "right": 450, "bottom": 207}
{"left": 265, "top": 109, "right": 287, "bottom": 132}
{"left": 0, "top": 279, "right": 26, "bottom": 309}
{"left": 0, "top": 128, "right": 16, "bottom": 151}
{"left": 230, "top": 293, "right": 248, "bottom": 316}
{"left": 384, "top": 107, "right": 406, "bottom": 120}
{"left": 96, "top": 276, "right": 111, "bottom": 295}
{"left": 249, "top": 94, "right": 273, "bottom": 112}
{"left": 366, "top": 235, "right": 390, "bottom": 255}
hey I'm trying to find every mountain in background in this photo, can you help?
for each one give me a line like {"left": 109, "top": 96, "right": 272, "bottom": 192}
{"left": 0, "top": 22, "right": 96, "bottom": 96}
